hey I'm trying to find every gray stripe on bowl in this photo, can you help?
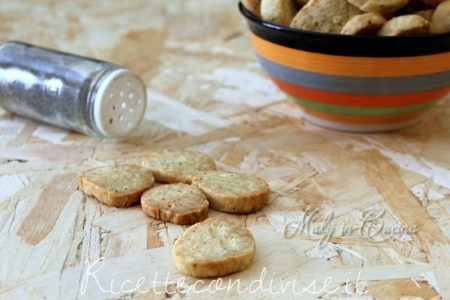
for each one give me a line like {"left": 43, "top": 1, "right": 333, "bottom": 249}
{"left": 257, "top": 55, "right": 450, "bottom": 95}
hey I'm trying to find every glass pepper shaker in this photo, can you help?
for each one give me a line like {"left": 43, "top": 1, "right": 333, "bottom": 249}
{"left": 0, "top": 41, "right": 147, "bottom": 139}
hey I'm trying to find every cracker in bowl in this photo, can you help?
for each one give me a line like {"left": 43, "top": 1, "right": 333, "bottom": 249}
{"left": 192, "top": 171, "right": 269, "bottom": 214}
{"left": 261, "top": 0, "right": 298, "bottom": 26}
{"left": 378, "top": 14, "right": 430, "bottom": 35}
{"left": 141, "top": 150, "right": 216, "bottom": 184}
{"left": 77, "top": 165, "right": 155, "bottom": 208}
{"left": 141, "top": 183, "right": 209, "bottom": 225}
{"left": 242, "top": 0, "right": 262, "bottom": 17}
{"left": 430, "top": 0, "right": 450, "bottom": 34}
{"left": 172, "top": 217, "right": 256, "bottom": 278}
{"left": 290, "top": 0, "right": 362, "bottom": 33}
{"left": 341, "top": 12, "right": 386, "bottom": 35}
{"left": 346, "top": 0, "right": 409, "bottom": 14}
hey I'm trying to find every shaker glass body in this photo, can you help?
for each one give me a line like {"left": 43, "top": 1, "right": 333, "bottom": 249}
{"left": 0, "top": 41, "right": 147, "bottom": 139}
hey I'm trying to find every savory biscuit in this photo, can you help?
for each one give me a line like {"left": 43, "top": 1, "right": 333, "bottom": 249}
{"left": 78, "top": 165, "right": 155, "bottom": 208}
{"left": 294, "top": 0, "right": 310, "bottom": 6}
{"left": 341, "top": 12, "right": 387, "bottom": 35}
{"left": 242, "top": 0, "right": 262, "bottom": 17}
{"left": 347, "top": 0, "right": 409, "bottom": 14}
{"left": 430, "top": 0, "right": 450, "bottom": 33}
{"left": 290, "top": 0, "right": 362, "bottom": 33}
{"left": 172, "top": 217, "right": 256, "bottom": 278}
{"left": 261, "top": 0, "right": 298, "bottom": 26}
{"left": 420, "top": 0, "right": 445, "bottom": 6}
{"left": 414, "top": 9, "right": 435, "bottom": 21}
{"left": 378, "top": 14, "right": 431, "bottom": 35}
{"left": 141, "top": 183, "right": 208, "bottom": 225}
{"left": 192, "top": 171, "right": 269, "bottom": 214}
{"left": 142, "top": 150, "right": 216, "bottom": 184}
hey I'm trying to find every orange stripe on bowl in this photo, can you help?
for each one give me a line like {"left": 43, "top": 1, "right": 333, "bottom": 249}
{"left": 250, "top": 33, "right": 450, "bottom": 77}
{"left": 272, "top": 77, "right": 450, "bottom": 107}
{"left": 302, "top": 107, "right": 425, "bottom": 124}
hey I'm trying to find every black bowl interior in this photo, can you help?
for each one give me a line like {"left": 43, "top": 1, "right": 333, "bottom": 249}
{"left": 239, "top": 2, "right": 450, "bottom": 57}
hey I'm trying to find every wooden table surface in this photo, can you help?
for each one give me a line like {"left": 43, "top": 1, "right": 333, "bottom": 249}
{"left": 1, "top": 1, "right": 449, "bottom": 299}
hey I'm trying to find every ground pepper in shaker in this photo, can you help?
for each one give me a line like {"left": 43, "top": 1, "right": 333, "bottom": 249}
{"left": 0, "top": 41, "right": 147, "bottom": 139}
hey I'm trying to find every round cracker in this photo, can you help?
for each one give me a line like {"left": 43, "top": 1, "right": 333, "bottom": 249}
{"left": 341, "top": 12, "right": 386, "bottom": 35}
{"left": 290, "top": 0, "right": 362, "bottom": 34}
{"left": 141, "top": 150, "right": 216, "bottom": 184}
{"left": 347, "top": 0, "right": 409, "bottom": 14}
{"left": 242, "top": 0, "right": 262, "bottom": 17}
{"left": 378, "top": 14, "right": 430, "bottom": 36}
{"left": 421, "top": 0, "right": 445, "bottom": 7}
{"left": 78, "top": 165, "right": 155, "bottom": 208}
{"left": 430, "top": 0, "right": 450, "bottom": 33}
{"left": 261, "top": 0, "right": 298, "bottom": 26}
{"left": 192, "top": 171, "right": 269, "bottom": 214}
{"left": 172, "top": 217, "right": 256, "bottom": 278}
{"left": 141, "top": 183, "right": 208, "bottom": 225}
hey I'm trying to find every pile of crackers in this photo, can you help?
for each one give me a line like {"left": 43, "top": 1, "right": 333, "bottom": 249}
{"left": 242, "top": 0, "right": 450, "bottom": 35}
{"left": 77, "top": 151, "right": 269, "bottom": 278}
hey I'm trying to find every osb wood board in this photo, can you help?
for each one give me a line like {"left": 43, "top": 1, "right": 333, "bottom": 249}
{"left": 0, "top": 0, "right": 449, "bottom": 299}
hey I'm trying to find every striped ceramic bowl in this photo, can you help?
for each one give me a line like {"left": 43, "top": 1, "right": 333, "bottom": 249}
{"left": 239, "top": 3, "right": 450, "bottom": 132}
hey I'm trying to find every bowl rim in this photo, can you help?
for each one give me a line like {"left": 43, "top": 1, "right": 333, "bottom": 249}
{"left": 238, "top": 1, "right": 450, "bottom": 41}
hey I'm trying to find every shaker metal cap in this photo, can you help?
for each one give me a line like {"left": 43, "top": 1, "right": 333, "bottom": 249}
{"left": 93, "top": 68, "right": 147, "bottom": 139}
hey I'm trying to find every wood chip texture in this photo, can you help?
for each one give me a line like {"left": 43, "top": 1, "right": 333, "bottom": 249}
{"left": 1, "top": 1, "right": 449, "bottom": 299}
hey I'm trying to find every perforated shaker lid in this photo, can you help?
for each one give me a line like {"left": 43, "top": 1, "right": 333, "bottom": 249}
{"left": 93, "top": 68, "right": 147, "bottom": 139}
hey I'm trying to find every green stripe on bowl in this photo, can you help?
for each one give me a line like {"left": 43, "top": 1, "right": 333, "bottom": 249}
{"left": 288, "top": 95, "right": 438, "bottom": 116}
